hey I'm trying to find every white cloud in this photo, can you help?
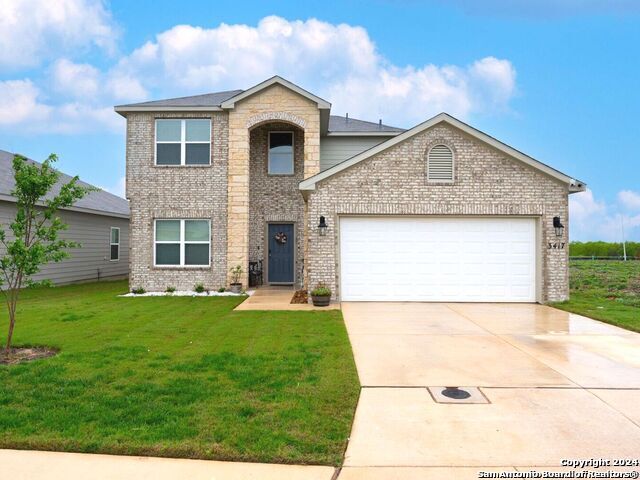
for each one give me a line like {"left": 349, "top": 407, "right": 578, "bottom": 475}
{"left": 51, "top": 58, "right": 147, "bottom": 102}
{"left": 570, "top": 189, "right": 640, "bottom": 241}
{"left": 0, "top": 15, "right": 516, "bottom": 134}
{"left": 51, "top": 59, "right": 101, "bottom": 98}
{"left": 105, "top": 73, "right": 147, "bottom": 102}
{"left": 618, "top": 190, "right": 640, "bottom": 211}
{"left": 114, "top": 16, "right": 517, "bottom": 125}
{"left": 0, "top": 79, "right": 51, "bottom": 124}
{"left": 0, "top": 78, "right": 122, "bottom": 133}
{"left": 0, "top": 0, "right": 118, "bottom": 70}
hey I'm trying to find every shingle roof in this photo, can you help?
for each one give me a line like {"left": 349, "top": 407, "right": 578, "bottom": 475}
{"left": 328, "top": 115, "right": 404, "bottom": 133}
{"left": 0, "top": 150, "right": 129, "bottom": 217}
{"left": 116, "top": 90, "right": 244, "bottom": 108}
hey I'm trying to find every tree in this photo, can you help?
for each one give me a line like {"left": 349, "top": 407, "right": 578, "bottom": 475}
{"left": 1, "top": 154, "right": 92, "bottom": 356}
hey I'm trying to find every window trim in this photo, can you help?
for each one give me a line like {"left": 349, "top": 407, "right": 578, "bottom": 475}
{"left": 153, "top": 219, "right": 211, "bottom": 268}
{"left": 267, "top": 131, "right": 294, "bottom": 175}
{"left": 110, "top": 227, "right": 120, "bottom": 262}
{"left": 155, "top": 119, "right": 211, "bottom": 166}
{"left": 426, "top": 143, "right": 455, "bottom": 183}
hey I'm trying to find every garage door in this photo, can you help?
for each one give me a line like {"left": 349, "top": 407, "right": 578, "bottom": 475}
{"left": 340, "top": 217, "right": 537, "bottom": 302}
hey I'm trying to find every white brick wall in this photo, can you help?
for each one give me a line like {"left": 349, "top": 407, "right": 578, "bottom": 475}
{"left": 126, "top": 111, "right": 229, "bottom": 291}
{"left": 306, "top": 124, "right": 569, "bottom": 302}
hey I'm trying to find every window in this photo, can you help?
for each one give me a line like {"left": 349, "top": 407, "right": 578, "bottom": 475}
{"left": 154, "top": 219, "right": 210, "bottom": 267}
{"left": 156, "top": 119, "right": 211, "bottom": 166}
{"left": 268, "top": 131, "right": 294, "bottom": 175}
{"left": 110, "top": 227, "right": 120, "bottom": 261}
{"left": 427, "top": 144, "right": 454, "bottom": 182}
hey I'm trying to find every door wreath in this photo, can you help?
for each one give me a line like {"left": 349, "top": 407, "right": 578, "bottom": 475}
{"left": 274, "top": 232, "right": 288, "bottom": 244}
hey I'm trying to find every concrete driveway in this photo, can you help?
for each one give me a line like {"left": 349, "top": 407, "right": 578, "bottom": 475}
{"left": 339, "top": 303, "right": 640, "bottom": 478}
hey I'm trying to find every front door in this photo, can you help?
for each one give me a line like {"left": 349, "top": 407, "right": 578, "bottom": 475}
{"left": 268, "top": 223, "right": 295, "bottom": 284}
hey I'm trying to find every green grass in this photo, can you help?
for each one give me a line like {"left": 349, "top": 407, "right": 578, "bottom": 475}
{"left": 0, "top": 281, "right": 360, "bottom": 465}
{"left": 552, "top": 260, "right": 640, "bottom": 332}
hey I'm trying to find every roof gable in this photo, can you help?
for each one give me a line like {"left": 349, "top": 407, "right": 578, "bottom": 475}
{"left": 300, "top": 113, "right": 586, "bottom": 193}
{"left": 221, "top": 76, "right": 331, "bottom": 110}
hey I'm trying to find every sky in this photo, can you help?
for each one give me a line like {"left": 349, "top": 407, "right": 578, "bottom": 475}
{"left": 0, "top": 0, "right": 639, "bottom": 241}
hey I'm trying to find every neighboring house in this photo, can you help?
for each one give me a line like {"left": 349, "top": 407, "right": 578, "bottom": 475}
{"left": 0, "top": 150, "right": 130, "bottom": 285}
{"left": 115, "top": 76, "right": 585, "bottom": 303}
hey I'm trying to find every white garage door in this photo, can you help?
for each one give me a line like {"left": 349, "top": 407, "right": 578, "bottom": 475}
{"left": 340, "top": 217, "right": 537, "bottom": 302}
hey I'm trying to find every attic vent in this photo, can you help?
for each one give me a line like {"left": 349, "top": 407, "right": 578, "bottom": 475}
{"left": 427, "top": 144, "right": 454, "bottom": 182}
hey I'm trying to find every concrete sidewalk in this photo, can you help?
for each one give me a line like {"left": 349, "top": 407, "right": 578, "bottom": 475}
{"left": 1, "top": 449, "right": 335, "bottom": 480}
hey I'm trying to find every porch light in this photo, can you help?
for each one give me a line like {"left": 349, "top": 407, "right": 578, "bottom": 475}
{"left": 553, "top": 216, "right": 564, "bottom": 237}
{"left": 318, "top": 216, "right": 328, "bottom": 236}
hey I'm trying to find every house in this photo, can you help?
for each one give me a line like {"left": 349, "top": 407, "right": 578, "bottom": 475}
{"left": 0, "top": 150, "right": 130, "bottom": 285}
{"left": 115, "top": 76, "right": 585, "bottom": 303}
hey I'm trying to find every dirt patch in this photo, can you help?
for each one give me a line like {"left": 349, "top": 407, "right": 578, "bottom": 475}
{"left": 291, "top": 289, "right": 309, "bottom": 304}
{"left": 0, "top": 347, "right": 57, "bottom": 365}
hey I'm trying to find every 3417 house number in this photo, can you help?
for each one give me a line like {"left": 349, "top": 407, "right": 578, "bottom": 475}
{"left": 548, "top": 242, "right": 566, "bottom": 250}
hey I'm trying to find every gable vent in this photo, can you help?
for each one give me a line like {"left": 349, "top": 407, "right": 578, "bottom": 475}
{"left": 427, "top": 144, "right": 454, "bottom": 181}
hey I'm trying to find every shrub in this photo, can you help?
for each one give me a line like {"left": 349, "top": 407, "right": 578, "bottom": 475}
{"left": 131, "top": 287, "right": 146, "bottom": 295}
{"left": 311, "top": 284, "right": 331, "bottom": 297}
{"left": 165, "top": 286, "right": 176, "bottom": 293}
{"left": 218, "top": 287, "right": 226, "bottom": 293}
{"left": 194, "top": 283, "right": 205, "bottom": 293}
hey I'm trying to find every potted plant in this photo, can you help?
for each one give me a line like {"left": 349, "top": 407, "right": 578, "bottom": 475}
{"left": 229, "top": 265, "right": 244, "bottom": 294}
{"left": 310, "top": 284, "right": 332, "bottom": 307}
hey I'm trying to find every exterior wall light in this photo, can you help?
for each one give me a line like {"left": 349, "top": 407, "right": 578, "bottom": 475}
{"left": 318, "top": 216, "right": 328, "bottom": 236}
{"left": 553, "top": 216, "right": 564, "bottom": 237}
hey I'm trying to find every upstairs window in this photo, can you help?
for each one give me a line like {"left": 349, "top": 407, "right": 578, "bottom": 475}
{"left": 154, "top": 219, "right": 210, "bottom": 267}
{"left": 156, "top": 119, "right": 210, "bottom": 166}
{"left": 268, "top": 131, "right": 294, "bottom": 175}
{"left": 110, "top": 227, "right": 120, "bottom": 261}
{"left": 427, "top": 144, "right": 454, "bottom": 182}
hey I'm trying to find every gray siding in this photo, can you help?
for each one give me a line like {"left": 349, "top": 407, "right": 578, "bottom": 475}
{"left": 0, "top": 200, "right": 129, "bottom": 285}
{"left": 320, "top": 136, "right": 392, "bottom": 171}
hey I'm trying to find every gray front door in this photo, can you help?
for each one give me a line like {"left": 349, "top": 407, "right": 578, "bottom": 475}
{"left": 268, "top": 223, "right": 294, "bottom": 284}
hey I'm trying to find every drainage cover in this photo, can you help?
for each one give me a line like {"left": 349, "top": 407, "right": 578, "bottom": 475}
{"left": 441, "top": 387, "right": 471, "bottom": 400}
{"left": 427, "top": 386, "right": 490, "bottom": 404}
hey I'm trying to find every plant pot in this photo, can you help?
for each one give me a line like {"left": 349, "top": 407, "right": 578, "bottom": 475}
{"left": 230, "top": 283, "right": 242, "bottom": 294}
{"left": 311, "top": 294, "right": 331, "bottom": 307}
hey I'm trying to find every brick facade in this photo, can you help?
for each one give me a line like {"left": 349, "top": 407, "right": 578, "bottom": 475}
{"left": 306, "top": 124, "right": 570, "bottom": 302}
{"left": 249, "top": 123, "right": 306, "bottom": 287}
{"left": 123, "top": 85, "right": 571, "bottom": 302}
{"left": 126, "top": 111, "right": 229, "bottom": 291}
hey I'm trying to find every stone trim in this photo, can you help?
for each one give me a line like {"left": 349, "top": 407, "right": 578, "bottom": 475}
{"left": 246, "top": 112, "right": 307, "bottom": 130}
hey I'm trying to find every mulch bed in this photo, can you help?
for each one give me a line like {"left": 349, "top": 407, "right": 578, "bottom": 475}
{"left": 291, "top": 289, "right": 309, "bottom": 304}
{"left": 0, "top": 347, "right": 57, "bottom": 365}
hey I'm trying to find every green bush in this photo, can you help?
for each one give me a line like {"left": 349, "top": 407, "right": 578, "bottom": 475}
{"left": 570, "top": 241, "right": 640, "bottom": 258}
{"left": 165, "top": 286, "right": 176, "bottom": 293}
{"left": 218, "top": 287, "right": 226, "bottom": 293}
{"left": 311, "top": 285, "right": 331, "bottom": 297}
{"left": 131, "top": 287, "right": 146, "bottom": 295}
{"left": 194, "top": 283, "right": 205, "bottom": 293}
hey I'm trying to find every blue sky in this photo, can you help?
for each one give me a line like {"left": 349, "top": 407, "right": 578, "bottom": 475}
{"left": 1, "top": 0, "right": 639, "bottom": 240}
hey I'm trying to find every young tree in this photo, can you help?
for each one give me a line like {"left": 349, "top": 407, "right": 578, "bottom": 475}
{"left": 1, "top": 154, "right": 93, "bottom": 356}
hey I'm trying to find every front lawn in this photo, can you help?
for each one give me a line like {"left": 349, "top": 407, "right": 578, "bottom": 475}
{"left": 552, "top": 260, "right": 640, "bottom": 332}
{"left": 0, "top": 280, "right": 360, "bottom": 465}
